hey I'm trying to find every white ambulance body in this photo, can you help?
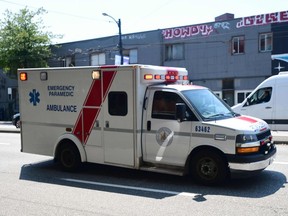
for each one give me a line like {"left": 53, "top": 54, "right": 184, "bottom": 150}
{"left": 18, "top": 65, "right": 276, "bottom": 184}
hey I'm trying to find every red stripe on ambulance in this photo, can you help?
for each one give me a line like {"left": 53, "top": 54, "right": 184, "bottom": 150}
{"left": 73, "top": 70, "right": 117, "bottom": 144}
{"left": 236, "top": 116, "right": 258, "bottom": 123}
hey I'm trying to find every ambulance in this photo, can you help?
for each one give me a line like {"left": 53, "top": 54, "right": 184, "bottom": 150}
{"left": 18, "top": 65, "right": 276, "bottom": 185}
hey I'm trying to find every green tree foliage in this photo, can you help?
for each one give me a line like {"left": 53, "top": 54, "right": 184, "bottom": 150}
{"left": 0, "top": 7, "right": 60, "bottom": 77}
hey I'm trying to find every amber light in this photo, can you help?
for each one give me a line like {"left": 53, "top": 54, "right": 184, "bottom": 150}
{"left": 20, "top": 72, "right": 27, "bottom": 81}
{"left": 144, "top": 74, "right": 153, "bottom": 80}
{"left": 236, "top": 146, "right": 259, "bottom": 154}
{"left": 92, "top": 70, "right": 101, "bottom": 80}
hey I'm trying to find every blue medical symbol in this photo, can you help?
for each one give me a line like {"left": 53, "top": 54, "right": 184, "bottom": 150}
{"left": 29, "top": 89, "right": 40, "bottom": 106}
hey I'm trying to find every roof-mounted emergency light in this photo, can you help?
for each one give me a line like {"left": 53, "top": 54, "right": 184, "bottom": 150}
{"left": 19, "top": 72, "right": 27, "bottom": 81}
{"left": 143, "top": 73, "right": 188, "bottom": 82}
{"left": 144, "top": 74, "right": 153, "bottom": 80}
{"left": 92, "top": 70, "right": 101, "bottom": 80}
{"left": 40, "top": 72, "right": 48, "bottom": 81}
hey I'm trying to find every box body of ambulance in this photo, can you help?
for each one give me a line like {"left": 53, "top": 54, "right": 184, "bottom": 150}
{"left": 18, "top": 65, "right": 276, "bottom": 184}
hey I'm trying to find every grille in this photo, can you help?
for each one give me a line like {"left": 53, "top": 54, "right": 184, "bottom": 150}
{"left": 257, "top": 130, "right": 274, "bottom": 155}
{"left": 257, "top": 129, "right": 271, "bottom": 141}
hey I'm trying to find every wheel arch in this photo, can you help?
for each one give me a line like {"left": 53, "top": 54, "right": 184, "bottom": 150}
{"left": 53, "top": 134, "right": 87, "bottom": 163}
{"left": 184, "top": 145, "right": 229, "bottom": 174}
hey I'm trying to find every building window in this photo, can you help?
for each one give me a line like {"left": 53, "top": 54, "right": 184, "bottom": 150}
{"left": 122, "top": 49, "right": 138, "bottom": 64}
{"left": 165, "top": 44, "right": 184, "bottom": 61}
{"left": 108, "top": 92, "right": 128, "bottom": 116}
{"left": 235, "top": 90, "right": 252, "bottom": 104}
{"left": 129, "top": 49, "right": 138, "bottom": 63}
{"left": 259, "top": 33, "right": 272, "bottom": 52}
{"left": 213, "top": 91, "right": 223, "bottom": 99}
{"left": 232, "top": 36, "right": 244, "bottom": 54}
{"left": 65, "top": 56, "right": 75, "bottom": 67}
{"left": 91, "top": 53, "right": 105, "bottom": 66}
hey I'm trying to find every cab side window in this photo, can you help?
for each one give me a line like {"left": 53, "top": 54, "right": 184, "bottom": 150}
{"left": 245, "top": 87, "right": 272, "bottom": 106}
{"left": 152, "top": 91, "right": 197, "bottom": 121}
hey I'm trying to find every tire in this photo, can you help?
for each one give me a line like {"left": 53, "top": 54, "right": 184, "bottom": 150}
{"left": 58, "top": 143, "right": 81, "bottom": 172}
{"left": 190, "top": 150, "right": 228, "bottom": 185}
{"left": 15, "top": 119, "right": 20, "bottom": 128}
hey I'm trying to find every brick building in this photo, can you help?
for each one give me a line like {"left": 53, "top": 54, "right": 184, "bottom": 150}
{"left": 49, "top": 10, "right": 288, "bottom": 106}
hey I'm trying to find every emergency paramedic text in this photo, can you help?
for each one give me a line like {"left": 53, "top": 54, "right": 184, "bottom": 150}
{"left": 48, "top": 85, "right": 75, "bottom": 97}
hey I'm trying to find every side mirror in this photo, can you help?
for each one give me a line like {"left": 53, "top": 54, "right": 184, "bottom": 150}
{"left": 176, "top": 103, "right": 186, "bottom": 122}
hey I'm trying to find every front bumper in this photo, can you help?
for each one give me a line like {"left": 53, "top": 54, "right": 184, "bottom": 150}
{"left": 227, "top": 145, "right": 276, "bottom": 172}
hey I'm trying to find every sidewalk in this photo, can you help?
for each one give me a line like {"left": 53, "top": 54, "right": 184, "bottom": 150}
{"left": 271, "top": 131, "right": 288, "bottom": 143}
{"left": 0, "top": 121, "right": 20, "bottom": 133}
{"left": 0, "top": 121, "right": 287, "bottom": 143}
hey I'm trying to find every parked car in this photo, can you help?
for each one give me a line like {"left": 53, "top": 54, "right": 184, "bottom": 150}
{"left": 12, "top": 113, "right": 20, "bottom": 128}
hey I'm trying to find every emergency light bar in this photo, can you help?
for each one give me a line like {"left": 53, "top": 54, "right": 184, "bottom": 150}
{"left": 143, "top": 73, "right": 188, "bottom": 81}
{"left": 141, "top": 66, "right": 189, "bottom": 84}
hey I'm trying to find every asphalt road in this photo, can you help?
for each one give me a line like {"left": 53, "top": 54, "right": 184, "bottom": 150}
{"left": 0, "top": 133, "right": 288, "bottom": 216}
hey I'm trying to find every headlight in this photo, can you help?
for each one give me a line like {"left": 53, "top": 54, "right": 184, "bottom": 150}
{"left": 236, "top": 134, "right": 259, "bottom": 154}
{"left": 236, "top": 134, "right": 258, "bottom": 144}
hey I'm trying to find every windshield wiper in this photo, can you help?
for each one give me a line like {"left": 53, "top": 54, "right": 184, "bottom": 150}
{"left": 207, "top": 113, "right": 234, "bottom": 119}
{"left": 207, "top": 113, "right": 225, "bottom": 119}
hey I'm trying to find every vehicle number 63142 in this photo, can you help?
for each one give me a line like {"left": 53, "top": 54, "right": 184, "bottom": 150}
{"left": 195, "top": 126, "right": 210, "bottom": 133}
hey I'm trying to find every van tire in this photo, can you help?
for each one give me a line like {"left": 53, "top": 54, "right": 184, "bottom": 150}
{"left": 190, "top": 150, "right": 228, "bottom": 185}
{"left": 58, "top": 143, "right": 81, "bottom": 172}
{"left": 15, "top": 119, "right": 20, "bottom": 128}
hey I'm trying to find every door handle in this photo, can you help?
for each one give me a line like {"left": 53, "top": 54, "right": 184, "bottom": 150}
{"left": 265, "top": 107, "right": 272, "bottom": 109}
{"left": 147, "top": 121, "right": 151, "bottom": 131}
{"left": 105, "top": 121, "right": 109, "bottom": 128}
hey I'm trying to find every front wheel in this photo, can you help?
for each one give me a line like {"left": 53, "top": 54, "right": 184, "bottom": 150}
{"left": 58, "top": 143, "right": 81, "bottom": 172}
{"left": 190, "top": 150, "right": 228, "bottom": 185}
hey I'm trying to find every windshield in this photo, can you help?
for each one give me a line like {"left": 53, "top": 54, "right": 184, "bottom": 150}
{"left": 182, "top": 89, "right": 236, "bottom": 121}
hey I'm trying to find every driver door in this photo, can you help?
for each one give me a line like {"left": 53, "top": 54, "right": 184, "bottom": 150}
{"left": 142, "top": 89, "right": 192, "bottom": 166}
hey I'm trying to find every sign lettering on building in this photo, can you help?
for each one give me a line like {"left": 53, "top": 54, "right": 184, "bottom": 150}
{"left": 236, "top": 11, "right": 288, "bottom": 28}
{"left": 162, "top": 10, "right": 288, "bottom": 40}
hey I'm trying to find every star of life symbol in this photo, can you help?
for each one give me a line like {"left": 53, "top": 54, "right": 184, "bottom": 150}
{"left": 29, "top": 89, "right": 40, "bottom": 106}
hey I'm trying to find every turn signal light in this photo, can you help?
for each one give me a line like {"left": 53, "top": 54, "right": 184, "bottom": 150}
{"left": 236, "top": 146, "right": 259, "bottom": 154}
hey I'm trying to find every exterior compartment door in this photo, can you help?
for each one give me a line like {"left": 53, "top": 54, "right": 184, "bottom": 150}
{"left": 102, "top": 69, "right": 135, "bottom": 167}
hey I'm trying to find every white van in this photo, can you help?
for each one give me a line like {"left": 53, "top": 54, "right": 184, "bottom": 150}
{"left": 232, "top": 72, "right": 288, "bottom": 131}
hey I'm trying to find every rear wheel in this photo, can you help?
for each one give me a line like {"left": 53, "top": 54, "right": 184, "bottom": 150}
{"left": 190, "top": 150, "right": 228, "bottom": 185}
{"left": 58, "top": 143, "right": 81, "bottom": 171}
